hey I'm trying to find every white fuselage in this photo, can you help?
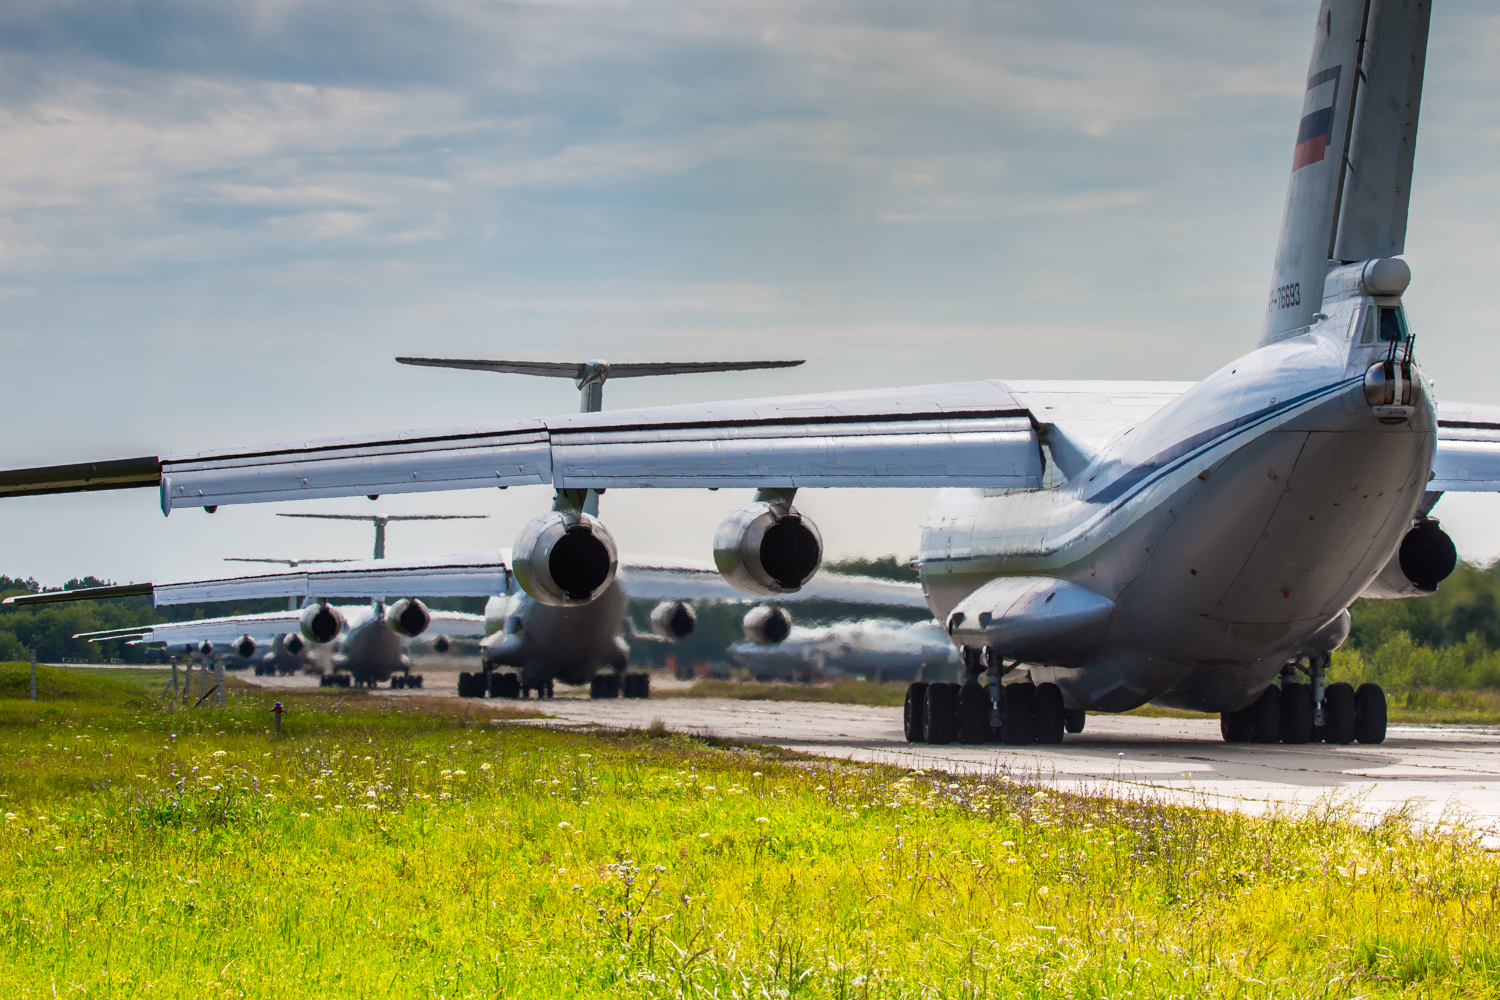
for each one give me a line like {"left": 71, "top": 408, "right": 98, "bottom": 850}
{"left": 919, "top": 286, "right": 1434, "bottom": 713}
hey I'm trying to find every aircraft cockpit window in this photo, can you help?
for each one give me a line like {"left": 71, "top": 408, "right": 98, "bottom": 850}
{"left": 1359, "top": 305, "right": 1410, "bottom": 345}
{"left": 1378, "top": 306, "right": 1409, "bottom": 343}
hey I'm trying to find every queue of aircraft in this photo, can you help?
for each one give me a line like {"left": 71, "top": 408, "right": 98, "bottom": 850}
{"left": 5, "top": 0, "right": 1496, "bottom": 749}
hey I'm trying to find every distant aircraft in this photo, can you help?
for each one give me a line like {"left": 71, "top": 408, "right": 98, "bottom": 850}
{"left": 728, "top": 618, "right": 960, "bottom": 684}
{"left": 0, "top": 2, "right": 1488, "bottom": 748}
{"left": 24, "top": 549, "right": 925, "bottom": 695}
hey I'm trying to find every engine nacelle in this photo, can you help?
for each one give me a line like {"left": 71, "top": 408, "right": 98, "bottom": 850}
{"left": 1362, "top": 519, "right": 1457, "bottom": 598}
{"left": 300, "top": 602, "right": 346, "bottom": 644}
{"left": 649, "top": 600, "right": 697, "bottom": 641}
{"left": 281, "top": 633, "right": 306, "bottom": 656}
{"left": 431, "top": 634, "right": 451, "bottom": 654}
{"left": 512, "top": 510, "right": 618, "bottom": 607}
{"left": 713, "top": 500, "right": 823, "bottom": 596}
{"left": 743, "top": 604, "right": 792, "bottom": 646}
{"left": 234, "top": 634, "right": 257, "bottom": 659}
{"left": 198, "top": 641, "right": 214, "bottom": 656}
{"left": 385, "top": 597, "right": 432, "bottom": 638}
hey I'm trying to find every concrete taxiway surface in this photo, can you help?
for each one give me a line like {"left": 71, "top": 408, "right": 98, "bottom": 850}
{"left": 241, "top": 669, "right": 1500, "bottom": 835}
{"left": 519, "top": 696, "right": 1500, "bottom": 835}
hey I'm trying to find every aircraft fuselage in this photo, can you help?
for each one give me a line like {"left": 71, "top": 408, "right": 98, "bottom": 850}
{"left": 920, "top": 286, "right": 1433, "bottom": 713}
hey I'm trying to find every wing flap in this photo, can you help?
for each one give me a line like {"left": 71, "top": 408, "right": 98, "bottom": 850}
{"left": 1432, "top": 401, "right": 1500, "bottom": 492}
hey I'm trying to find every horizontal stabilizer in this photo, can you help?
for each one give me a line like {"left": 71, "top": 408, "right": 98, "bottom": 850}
{"left": 945, "top": 577, "right": 1113, "bottom": 659}
{"left": 396, "top": 358, "right": 803, "bottom": 380}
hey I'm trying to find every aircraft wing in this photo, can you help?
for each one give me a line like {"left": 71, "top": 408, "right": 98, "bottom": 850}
{"left": 76, "top": 610, "right": 312, "bottom": 646}
{"left": 617, "top": 554, "right": 930, "bottom": 609}
{"left": 1432, "top": 401, "right": 1500, "bottom": 491}
{"left": 0, "top": 380, "right": 1197, "bottom": 510}
{"left": 424, "top": 611, "right": 489, "bottom": 639}
{"left": 6, "top": 551, "right": 512, "bottom": 608}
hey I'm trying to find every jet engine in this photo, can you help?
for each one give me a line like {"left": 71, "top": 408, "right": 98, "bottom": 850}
{"left": 299, "top": 602, "right": 346, "bottom": 644}
{"left": 512, "top": 510, "right": 618, "bottom": 607}
{"left": 385, "top": 597, "right": 432, "bottom": 638}
{"left": 743, "top": 604, "right": 792, "bottom": 646}
{"left": 234, "top": 635, "right": 257, "bottom": 659}
{"left": 713, "top": 500, "right": 823, "bottom": 596}
{"left": 649, "top": 600, "right": 697, "bottom": 641}
{"left": 431, "top": 634, "right": 451, "bottom": 654}
{"left": 1363, "top": 518, "right": 1457, "bottom": 598}
{"left": 282, "top": 633, "right": 306, "bottom": 656}
{"left": 198, "top": 641, "right": 214, "bottom": 656}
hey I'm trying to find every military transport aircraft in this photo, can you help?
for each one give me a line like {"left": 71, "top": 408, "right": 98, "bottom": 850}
{"left": 15, "top": 550, "right": 926, "bottom": 697}
{"left": 728, "top": 618, "right": 961, "bottom": 685}
{"left": 0, "top": 0, "right": 1492, "bottom": 748}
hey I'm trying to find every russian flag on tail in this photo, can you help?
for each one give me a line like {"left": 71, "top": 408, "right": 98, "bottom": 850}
{"left": 1293, "top": 66, "right": 1341, "bottom": 172}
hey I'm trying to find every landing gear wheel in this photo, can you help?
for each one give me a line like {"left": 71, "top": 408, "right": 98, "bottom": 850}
{"left": 590, "top": 674, "right": 621, "bottom": 700}
{"left": 903, "top": 682, "right": 928, "bottom": 743}
{"left": 1063, "top": 709, "right": 1086, "bottom": 734}
{"left": 1250, "top": 686, "right": 1281, "bottom": 743}
{"left": 1001, "top": 683, "right": 1035, "bottom": 746}
{"left": 957, "top": 681, "right": 989, "bottom": 744}
{"left": 1032, "top": 683, "right": 1065, "bottom": 745}
{"left": 1354, "top": 683, "right": 1387, "bottom": 744}
{"left": 493, "top": 672, "right": 518, "bottom": 699}
{"left": 1323, "top": 682, "right": 1356, "bottom": 744}
{"left": 923, "top": 682, "right": 959, "bottom": 745}
{"left": 458, "top": 672, "right": 480, "bottom": 698}
{"left": 623, "top": 673, "right": 652, "bottom": 699}
{"left": 1219, "top": 706, "right": 1251, "bottom": 742}
{"left": 1279, "top": 682, "right": 1314, "bottom": 744}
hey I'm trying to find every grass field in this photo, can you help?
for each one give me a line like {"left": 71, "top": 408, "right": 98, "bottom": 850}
{"left": 4, "top": 664, "right": 1500, "bottom": 998}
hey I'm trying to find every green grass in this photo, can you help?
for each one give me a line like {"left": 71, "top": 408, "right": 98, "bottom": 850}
{"left": 3, "top": 664, "right": 1500, "bottom": 998}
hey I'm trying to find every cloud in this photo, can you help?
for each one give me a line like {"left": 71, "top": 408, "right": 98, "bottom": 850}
{"left": 5, "top": 0, "right": 1500, "bottom": 581}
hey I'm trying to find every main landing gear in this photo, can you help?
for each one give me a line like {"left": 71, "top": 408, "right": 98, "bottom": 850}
{"left": 904, "top": 649, "right": 1082, "bottom": 745}
{"left": 590, "top": 672, "right": 652, "bottom": 699}
{"left": 1219, "top": 654, "right": 1386, "bottom": 745}
{"left": 458, "top": 669, "right": 553, "bottom": 700}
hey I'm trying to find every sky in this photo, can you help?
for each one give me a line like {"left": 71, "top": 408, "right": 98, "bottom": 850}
{"left": 2, "top": 0, "right": 1499, "bottom": 585}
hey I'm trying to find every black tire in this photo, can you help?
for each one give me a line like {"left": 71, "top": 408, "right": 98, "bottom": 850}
{"left": 1064, "top": 709, "right": 1086, "bottom": 734}
{"left": 544, "top": 680, "right": 555, "bottom": 698}
{"left": 903, "top": 682, "right": 928, "bottom": 742}
{"left": 1002, "top": 683, "right": 1035, "bottom": 746}
{"left": 1220, "top": 706, "right": 1252, "bottom": 742}
{"left": 488, "top": 671, "right": 505, "bottom": 697}
{"left": 588, "top": 676, "right": 602, "bottom": 699}
{"left": 497, "top": 672, "right": 519, "bottom": 699}
{"left": 413, "top": 675, "right": 424, "bottom": 689}
{"left": 602, "top": 674, "right": 620, "bottom": 699}
{"left": 1033, "top": 683, "right": 1065, "bottom": 744}
{"left": 1250, "top": 686, "right": 1281, "bottom": 743}
{"left": 1280, "top": 682, "right": 1314, "bottom": 744}
{"left": 1354, "top": 683, "right": 1387, "bottom": 744}
{"left": 958, "top": 681, "right": 990, "bottom": 744}
{"left": 924, "top": 682, "right": 959, "bottom": 745}
{"left": 458, "top": 672, "right": 473, "bottom": 698}
{"left": 1323, "top": 681, "right": 1356, "bottom": 744}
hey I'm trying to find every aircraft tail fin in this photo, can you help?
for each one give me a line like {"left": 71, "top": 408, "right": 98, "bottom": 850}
{"left": 1261, "top": 0, "right": 1431, "bottom": 346}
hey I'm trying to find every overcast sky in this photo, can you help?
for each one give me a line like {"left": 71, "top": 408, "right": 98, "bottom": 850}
{"left": 2, "top": 0, "right": 1499, "bottom": 585}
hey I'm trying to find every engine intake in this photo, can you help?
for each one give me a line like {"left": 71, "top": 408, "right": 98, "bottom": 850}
{"left": 281, "top": 633, "right": 306, "bottom": 657}
{"left": 714, "top": 500, "right": 823, "bottom": 596}
{"left": 743, "top": 604, "right": 792, "bottom": 646}
{"left": 385, "top": 597, "right": 432, "bottom": 638}
{"left": 1362, "top": 518, "right": 1457, "bottom": 598}
{"left": 513, "top": 510, "right": 618, "bottom": 607}
{"left": 300, "top": 602, "right": 346, "bottom": 644}
{"left": 649, "top": 600, "right": 697, "bottom": 641}
{"left": 431, "top": 634, "right": 451, "bottom": 654}
{"left": 234, "top": 634, "right": 257, "bottom": 659}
